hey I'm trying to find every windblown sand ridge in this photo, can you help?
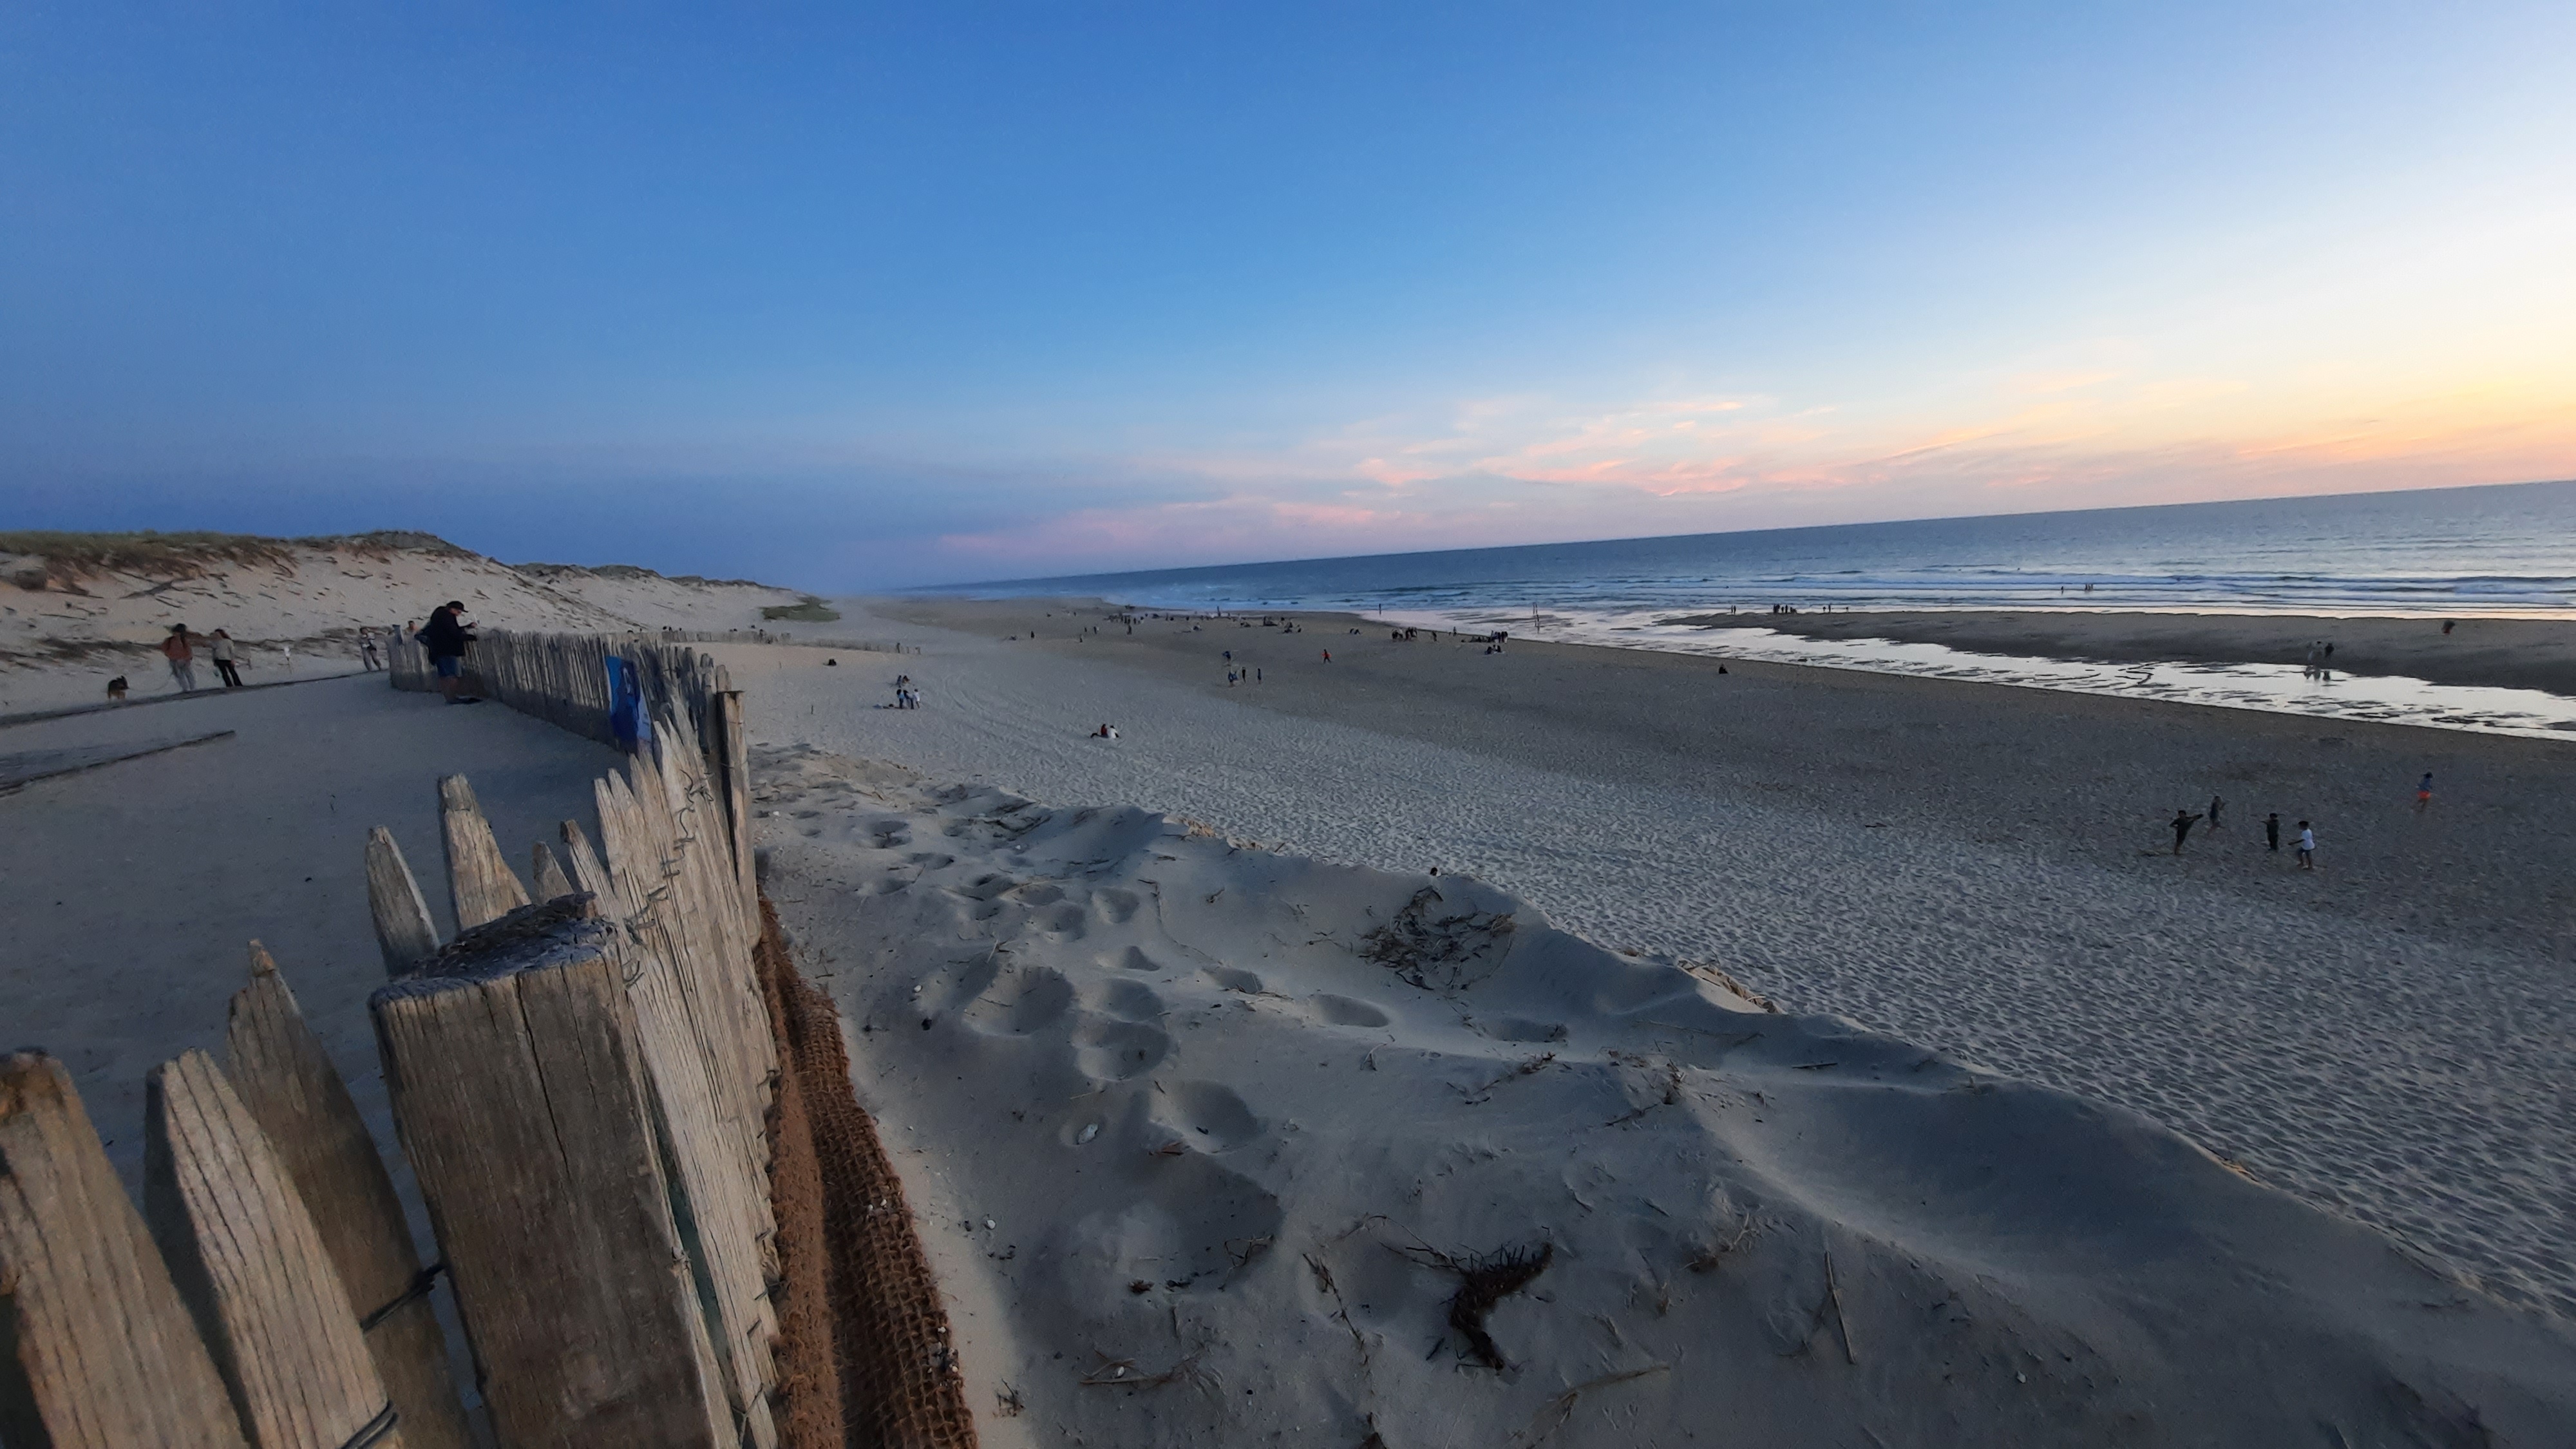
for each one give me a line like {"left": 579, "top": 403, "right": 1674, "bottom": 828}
{"left": 755, "top": 743, "right": 2576, "bottom": 1446}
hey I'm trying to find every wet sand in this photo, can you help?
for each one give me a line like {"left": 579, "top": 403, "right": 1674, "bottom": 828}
{"left": 1660, "top": 608, "right": 2576, "bottom": 696}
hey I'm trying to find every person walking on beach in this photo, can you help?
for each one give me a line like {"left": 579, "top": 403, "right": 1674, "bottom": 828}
{"left": 359, "top": 629, "right": 383, "bottom": 672}
{"left": 417, "top": 601, "right": 480, "bottom": 705}
{"left": 2170, "top": 808, "right": 2204, "bottom": 854}
{"left": 2207, "top": 793, "right": 2225, "bottom": 831}
{"left": 209, "top": 629, "right": 244, "bottom": 688}
{"left": 2416, "top": 772, "right": 2434, "bottom": 810}
{"left": 161, "top": 624, "right": 199, "bottom": 692}
{"left": 2265, "top": 812, "right": 2281, "bottom": 851}
{"left": 2295, "top": 821, "right": 2316, "bottom": 870}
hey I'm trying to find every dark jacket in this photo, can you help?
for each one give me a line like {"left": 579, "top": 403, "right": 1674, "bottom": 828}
{"left": 419, "top": 609, "right": 472, "bottom": 659}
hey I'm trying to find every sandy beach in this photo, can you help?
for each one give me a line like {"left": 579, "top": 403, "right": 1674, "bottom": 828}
{"left": 1663, "top": 607, "right": 2576, "bottom": 696}
{"left": 710, "top": 596, "right": 2575, "bottom": 1442}
{"left": 732, "top": 595, "right": 2576, "bottom": 1333}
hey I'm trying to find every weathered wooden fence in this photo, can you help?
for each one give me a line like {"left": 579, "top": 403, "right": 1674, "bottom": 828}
{"left": 388, "top": 630, "right": 728, "bottom": 746}
{"left": 3, "top": 676, "right": 782, "bottom": 1445}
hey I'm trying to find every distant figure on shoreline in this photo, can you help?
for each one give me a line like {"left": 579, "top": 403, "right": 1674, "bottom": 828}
{"left": 2296, "top": 820, "right": 2317, "bottom": 869}
{"left": 106, "top": 674, "right": 128, "bottom": 701}
{"left": 1322, "top": 650, "right": 1331, "bottom": 662}
{"left": 2170, "top": 808, "right": 2204, "bottom": 854}
{"left": 2265, "top": 812, "right": 2281, "bottom": 851}
{"left": 2207, "top": 793, "right": 2226, "bottom": 831}
{"left": 359, "top": 629, "right": 383, "bottom": 672}
{"left": 1091, "top": 723, "right": 1119, "bottom": 739}
{"left": 2416, "top": 772, "right": 2434, "bottom": 810}
{"left": 161, "top": 624, "right": 198, "bottom": 693}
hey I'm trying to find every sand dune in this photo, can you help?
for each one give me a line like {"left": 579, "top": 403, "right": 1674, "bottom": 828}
{"left": 0, "top": 531, "right": 808, "bottom": 712}
{"left": 753, "top": 742, "right": 2576, "bottom": 1446}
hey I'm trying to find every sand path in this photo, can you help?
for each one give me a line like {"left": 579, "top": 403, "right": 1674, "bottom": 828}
{"left": 725, "top": 601, "right": 2576, "bottom": 1320}
{"left": 1, "top": 674, "right": 616, "bottom": 1193}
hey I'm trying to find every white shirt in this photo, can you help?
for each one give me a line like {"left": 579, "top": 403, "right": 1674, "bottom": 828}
{"left": 2298, "top": 829, "right": 2316, "bottom": 851}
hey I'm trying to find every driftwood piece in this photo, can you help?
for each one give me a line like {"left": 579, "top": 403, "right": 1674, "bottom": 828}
{"left": 365, "top": 827, "right": 440, "bottom": 976}
{"left": 532, "top": 841, "right": 575, "bottom": 900}
{"left": 0, "top": 1050, "right": 248, "bottom": 1449}
{"left": 144, "top": 1050, "right": 401, "bottom": 1449}
{"left": 370, "top": 898, "right": 731, "bottom": 1448}
{"left": 225, "top": 943, "right": 473, "bottom": 1449}
{"left": 437, "top": 774, "right": 529, "bottom": 931}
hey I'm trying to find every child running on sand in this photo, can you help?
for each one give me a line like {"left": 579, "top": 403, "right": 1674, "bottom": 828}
{"left": 2170, "top": 808, "right": 2204, "bottom": 854}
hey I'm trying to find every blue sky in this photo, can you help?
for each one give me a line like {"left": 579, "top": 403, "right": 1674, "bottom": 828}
{"left": 5, "top": 3, "right": 2571, "bottom": 587}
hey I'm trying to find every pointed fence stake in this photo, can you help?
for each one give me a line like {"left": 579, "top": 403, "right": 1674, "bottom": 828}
{"left": 0, "top": 1050, "right": 249, "bottom": 1448}
{"left": 365, "top": 827, "right": 440, "bottom": 976}
{"left": 144, "top": 1050, "right": 398, "bottom": 1449}
{"left": 227, "top": 943, "right": 475, "bottom": 1449}
{"left": 438, "top": 774, "right": 530, "bottom": 930}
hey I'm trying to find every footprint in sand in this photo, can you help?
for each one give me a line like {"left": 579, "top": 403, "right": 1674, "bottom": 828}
{"left": 961, "top": 967, "right": 1075, "bottom": 1036}
{"left": 1153, "top": 1081, "right": 1261, "bottom": 1151}
{"left": 1113, "top": 945, "right": 1166, "bottom": 973}
{"left": 1478, "top": 1016, "right": 1570, "bottom": 1044}
{"left": 1307, "top": 993, "right": 1392, "bottom": 1028}
{"left": 1094, "top": 979, "right": 1168, "bottom": 1023}
{"left": 1074, "top": 1019, "right": 1171, "bottom": 1081}
{"left": 1202, "top": 965, "right": 1264, "bottom": 994}
{"left": 1094, "top": 887, "right": 1142, "bottom": 924}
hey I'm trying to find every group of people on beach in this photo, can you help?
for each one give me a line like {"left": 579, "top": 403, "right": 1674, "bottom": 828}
{"left": 2166, "top": 774, "right": 2430, "bottom": 869}
{"left": 2168, "top": 795, "right": 2322, "bottom": 868}
{"left": 889, "top": 674, "right": 923, "bottom": 708}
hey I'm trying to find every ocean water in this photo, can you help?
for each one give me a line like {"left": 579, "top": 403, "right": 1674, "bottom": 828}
{"left": 930, "top": 479, "right": 2576, "bottom": 735}
{"left": 949, "top": 479, "right": 2576, "bottom": 619}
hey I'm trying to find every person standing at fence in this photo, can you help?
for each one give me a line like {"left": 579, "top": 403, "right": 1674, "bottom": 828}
{"left": 209, "top": 629, "right": 245, "bottom": 687}
{"left": 161, "top": 623, "right": 199, "bottom": 692}
{"left": 418, "top": 601, "right": 482, "bottom": 705}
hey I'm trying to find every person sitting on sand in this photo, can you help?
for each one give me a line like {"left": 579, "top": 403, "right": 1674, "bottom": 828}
{"left": 161, "top": 624, "right": 198, "bottom": 692}
{"left": 106, "top": 674, "right": 128, "bottom": 701}
{"left": 2416, "top": 772, "right": 2434, "bottom": 810}
{"left": 2170, "top": 808, "right": 2204, "bottom": 854}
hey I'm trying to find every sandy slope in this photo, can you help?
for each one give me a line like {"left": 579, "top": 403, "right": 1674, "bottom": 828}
{"left": 753, "top": 744, "right": 2576, "bottom": 1446}
{"left": 0, "top": 533, "right": 806, "bottom": 712}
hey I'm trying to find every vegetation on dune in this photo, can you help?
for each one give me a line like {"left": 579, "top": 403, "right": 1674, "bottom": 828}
{"left": 0, "top": 528, "right": 473, "bottom": 586}
{"left": 762, "top": 596, "right": 842, "bottom": 622}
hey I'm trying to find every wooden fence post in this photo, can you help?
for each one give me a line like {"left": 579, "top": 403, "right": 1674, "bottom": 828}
{"left": 532, "top": 842, "right": 575, "bottom": 900}
{"left": 437, "top": 775, "right": 529, "bottom": 931}
{"left": 370, "top": 898, "right": 732, "bottom": 1448}
{"left": 144, "top": 1050, "right": 400, "bottom": 1449}
{"left": 225, "top": 944, "right": 473, "bottom": 1449}
{"left": 710, "top": 688, "right": 757, "bottom": 926}
{"left": 365, "top": 828, "right": 440, "bottom": 976}
{"left": 0, "top": 1050, "right": 248, "bottom": 1449}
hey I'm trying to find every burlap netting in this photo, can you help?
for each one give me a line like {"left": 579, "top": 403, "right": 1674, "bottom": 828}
{"left": 760, "top": 901, "right": 980, "bottom": 1449}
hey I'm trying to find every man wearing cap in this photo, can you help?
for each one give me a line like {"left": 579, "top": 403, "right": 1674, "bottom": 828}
{"left": 417, "top": 601, "right": 481, "bottom": 705}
